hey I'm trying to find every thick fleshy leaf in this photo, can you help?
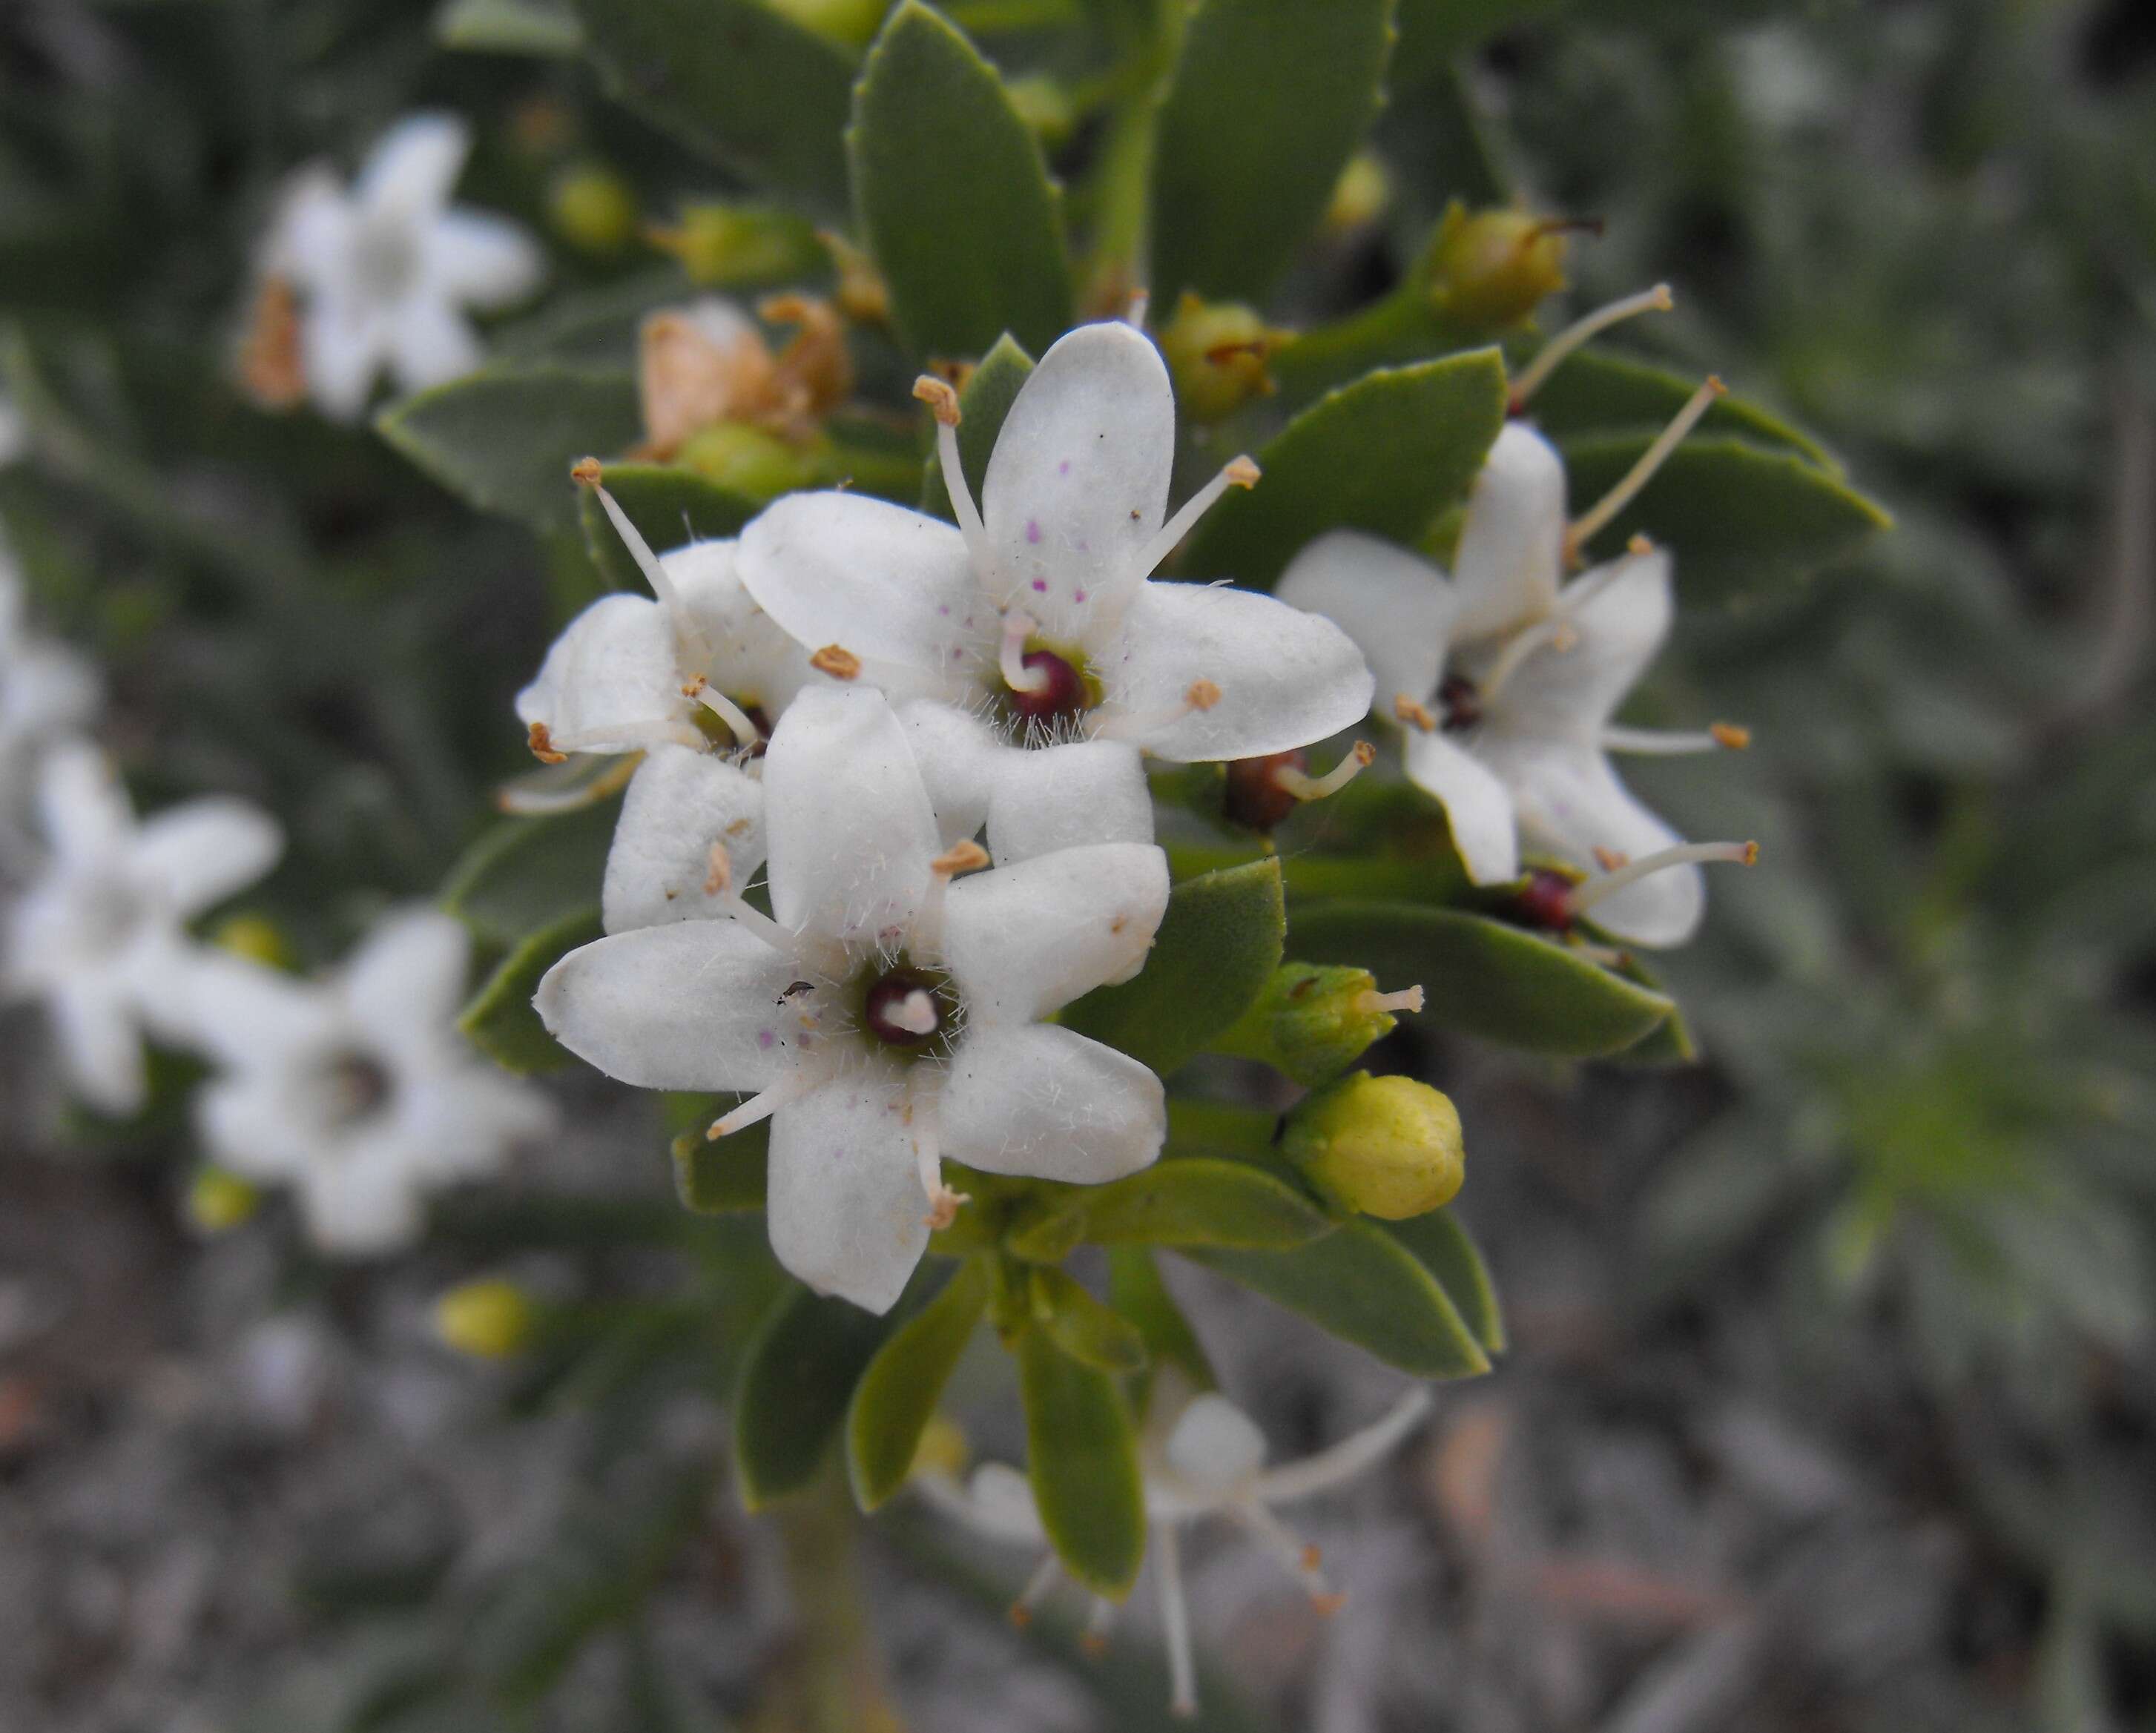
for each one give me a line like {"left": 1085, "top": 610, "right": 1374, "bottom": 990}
{"left": 1288, "top": 900, "right": 1676, "bottom": 1056}
{"left": 1031, "top": 1266, "right": 1148, "bottom": 1373}
{"left": 1149, "top": 0, "right": 1395, "bottom": 307}
{"left": 1052, "top": 1156, "right": 1335, "bottom": 1252}
{"left": 1557, "top": 434, "right": 1892, "bottom": 604}
{"left": 441, "top": 794, "right": 624, "bottom": 947}
{"left": 920, "top": 334, "right": 1034, "bottom": 521}
{"left": 848, "top": 3, "right": 1074, "bottom": 360}
{"left": 1184, "top": 351, "right": 1509, "bottom": 590}
{"left": 376, "top": 366, "right": 642, "bottom": 531}
{"left": 573, "top": 0, "right": 856, "bottom": 211}
{"left": 1061, "top": 859, "right": 1284, "bottom": 1077}
{"left": 1018, "top": 1325, "right": 1146, "bottom": 1597}
{"left": 734, "top": 1281, "right": 909, "bottom": 1508}
{"left": 941, "top": 842, "right": 1170, "bottom": 1023}
{"left": 1523, "top": 349, "right": 1833, "bottom": 467}
{"left": 938, "top": 1023, "right": 1165, "bottom": 1184}
{"left": 578, "top": 463, "right": 760, "bottom": 592}
{"left": 671, "top": 1117, "right": 770, "bottom": 1212}
{"left": 848, "top": 1256, "right": 989, "bottom": 1510}
{"left": 1186, "top": 1219, "right": 1490, "bottom": 1378}
{"left": 1384, "top": 1208, "right": 1503, "bottom": 1353}
{"left": 458, "top": 905, "right": 601, "bottom": 1074}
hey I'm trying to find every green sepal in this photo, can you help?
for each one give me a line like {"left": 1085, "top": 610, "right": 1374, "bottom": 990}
{"left": 848, "top": 3, "right": 1074, "bottom": 361}
{"left": 1383, "top": 1207, "right": 1503, "bottom": 1353}
{"left": 1181, "top": 351, "right": 1508, "bottom": 590}
{"left": 1009, "top": 1156, "right": 1334, "bottom": 1259}
{"left": 733, "top": 1280, "right": 913, "bottom": 1508}
{"left": 1209, "top": 960, "right": 1402, "bottom": 1086}
{"left": 1185, "top": 1219, "right": 1489, "bottom": 1378}
{"left": 670, "top": 1120, "right": 771, "bottom": 1213}
{"left": 573, "top": 0, "right": 858, "bottom": 211}
{"left": 1030, "top": 1266, "right": 1149, "bottom": 1373}
{"left": 1060, "top": 858, "right": 1284, "bottom": 1077}
{"left": 919, "top": 334, "right": 1035, "bottom": 520}
{"left": 1018, "top": 1325, "right": 1147, "bottom": 1597}
{"left": 457, "top": 906, "right": 601, "bottom": 1074}
{"left": 1107, "top": 1246, "right": 1217, "bottom": 1395}
{"left": 576, "top": 463, "right": 762, "bottom": 590}
{"left": 1147, "top": 0, "right": 1397, "bottom": 308}
{"left": 1289, "top": 899, "right": 1676, "bottom": 1057}
{"left": 375, "top": 367, "right": 642, "bottom": 532}
{"left": 848, "top": 1257, "right": 991, "bottom": 1511}
{"left": 441, "top": 795, "right": 625, "bottom": 949}
{"left": 1523, "top": 349, "right": 1833, "bottom": 467}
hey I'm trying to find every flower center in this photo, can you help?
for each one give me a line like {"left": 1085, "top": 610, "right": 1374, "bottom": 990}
{"left": 1511, "top": 868, "right": 1578, "bottom": 932}
{"left": 1438, "top": 673, "right": 1482, "bottom": 733}
{"left": 317, "top": 1049, "right": 395, "bottom": 1129}
{"left": 350, "top": 217, "right": 420, "bottom": 303}
{"left": 1223, "top": 750, "right": 1307, "bottom": 834}
{"left": 1005, "top": 648, "right": 1090, "bottom": 726}
{"left": 690, "top": 696, "right": 771, "bottom": 755}
{"left": 861, "top": 966, "right": 950, "bottom": 1050}
{"left": 70, "top": 874, "right": 144, "bottom": 959}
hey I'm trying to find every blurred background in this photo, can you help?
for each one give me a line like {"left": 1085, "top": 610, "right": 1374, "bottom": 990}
{"left": 2, "top": 0, "right": 2154, "bottom": 1729}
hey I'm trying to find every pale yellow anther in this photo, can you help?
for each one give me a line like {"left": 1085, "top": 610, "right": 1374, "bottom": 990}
{"left": 1224, "top": 455, "right": 1262, "bottom": 489}
{"left": 1394, "top": 694, "right": 1437, "bottom": 732}
{"left": 912, "top": 374, "right": 962, "bottom": 427}
{"left": 703, "top": 841, "right": 733, "bottom": 897}
{"left": 1186, "top": 679, "right": 1222, "bottom": 711}
{"left": 527, "top": 721, "right": 566, "bottom": 764}
{"left": 1311, "top": 1591, "right": 1347, "bottom": 1618}
{"left": 1627, "top": 532, "right": 1655, "bottom": 557}
{"left": 811, "top": 644, "right": 862, "bottom": 680}
{"left": 1710, "top": 722, "right": 1752, "bottom": 750}
{"left": 1593, "top": 845, "right": 1629, "bottom": 871}
{"left": 1740, "top": 839, "right": 1761, "bottom": 865}
{"left": 1007, "top": 1604, "right": 1033, "bottom": 1631}
{"left": 931, "top": 839, "right": 992, "bottom": 879}
{"left": 923, "top": 1186, "right": 969, "bottom": 1231}
{"left": 570, "top": 455, "right": 604, "bottom": 488}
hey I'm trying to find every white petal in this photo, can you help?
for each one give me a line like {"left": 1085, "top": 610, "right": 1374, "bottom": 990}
{"left": 1477, "top": 736, "right": 1703, "bottom": 947}
{"left": 986, "top": 739, "right": 1153, "bottom": 864}
{"left": 980, "top": 321, "right": 1176, "bottom": 639}
{"left": 197, "top": 1075, "right": 309, "bottom": 1180}
{"left": 898, "top": 699, "right": 1000, "bottom": 848}
{"left": 1452, "top": 422, "right": 1567, "bottom": 641}
{"left": 358, "top": 113, "right": 470, "bottom": 218}
{"left": 1489, "top": 547, "right": 1673, "bottom": 738}
{"left": 667, "top": 539, "right": 820, "bottom": 716}
{"left": 736, "top": 492, "right": 983, "bottom": 701}
{"left": 266, "top": 165, "right": 352, "bottom": 287}
{"left": 1097, "top": 581, "right": 1375, "bottom": 762}
{"left": 36, "top": 740, "right": 133, "bottom": 866}
{"left": 393, "top": 1065, "right": 554, "bottom": 1179}
{"left": 302, "top": 303, "right": 389, "bottom": 421}
{"left": 1402, "top": 728, "right": 1519, "bottom": 886}
{"left": 942, "top": 843, "right": 1168, "bottom": 1021}
{"left": 343, "top": 905, "right": 471, "bottom": 1038}
{"left": 421, "top": 209, "right": 543, "bottom": 308}
{"left": 50, "top": 978, "right": 145, "bottom": 1115}
{"left": 172, "top": 951, "right": 340, "bottom": 1072}
{"left": 297, "top": 1141, "right": 426, "bottom": 1256}
{"left": 514, "top": 593, "right": 689, "bottom": 755}
{"left": 1275, "top": 529, "right": 1453, "bottom": 720}
{"left": 1163, "top": 1393, "right": 1268, "bottom": 1495}
{"left": 1, "top": 641, "right": 102, "bottom": 742}
{"left": 535, "top": 920, "right": 806, "bottom": 1091}
{"left": 765, "top": 1066, "right": 928, "bottom": 1314}
{"left": 938, "top": 1023, "right": 1164, "bottom": 1184}
{"left": 762, "top": 687, "right": 939, "bottom": 950}
{"left": 388, "top": 298, "right": 485, "bottom": 395}
{"left": 602, "top": 746, "right": 767, "bottom": 934}
{"left": 133, "top": 797, "right": 283, "bottom": 917}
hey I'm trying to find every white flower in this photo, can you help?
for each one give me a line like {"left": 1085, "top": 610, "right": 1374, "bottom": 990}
{"left": 185, "top": 908, "right": 556, "bottom": 1255}
{"left": 1, "top": 743, "right": 282, "bottom": 1114}
{"left": 1279, "top": 415, "right": 1750, "bottom": 948}
{"left": 734, "top": 320, "right": 1374, "bottom": 862}
{"left": 0, "top": 541, "right": 102, "bottom": 865}
{"left": 920, "top": 1382, "right": 1433, "bottom": 1717}
{"left": 266, "top": 113, "right": 543, "bottom": 420}
{"left": 535, "top": 685, "right": 1171, "bottom": 1313}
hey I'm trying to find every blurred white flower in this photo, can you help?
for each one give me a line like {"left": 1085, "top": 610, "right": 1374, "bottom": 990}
{"left": 1279, "top": 414, "right": 1748, "bottom": 948}
{"left": 265, "top": 113, "right": 543, "bottom": 420}
{"left": 537, "top": 685, "right": 1170, "bottom": 1313}
{"left": 186, "top": 908, "right": 555, "bottom": 1255}
{"left": 0, "top": 541, "right": 102, "bottom": 865}
{"left": 920, "top": 1382, "right": 1433, "bottom": 1717}
{"left": 736, "top": 320, "right": 1374, "bottom": 862}
{"left": 1, "top": 743, "right": 282, "bottom": 1115}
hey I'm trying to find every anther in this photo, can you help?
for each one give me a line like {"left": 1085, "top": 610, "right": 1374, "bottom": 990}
{"left": 1711, "top": 722, "right": 1751, "bottom": 750}
{"left": 811, "top": 644, "right": 861, "bottom": 680}
{"left": 1271, "top": 739, "right": 1375, "bottom": 804}
{"left": 1600, "top": 721, "right": 1752, "bottom": 756}
{"left": 682, "top": 677, "right": 761, "bottom": 747}
{"left": 1185, "top": 679, "right": 1222, "bottom": 711}
{"left": 999, "top": 611, "right": 1048, "bottom": 695}
{"left": 1565, "top": 839, "right": 1758, "bottom": 920}
{"left": 1564, "top": 375, "right": 1725, "bottom": 561}
{"left": 1394, "top": 694, "right": 1437, "bottom": 732}
{"left": 911, "top": 374, "right": 961, "bottom": 427}
{"left": 570, "top": 455, "right": 604, "bottom": 488}
{"left": 1508, "top": 283, "right": 1675, "bottom": 409}
{"left": 932, "top": 839, "right": 992, "bottom": 878}
{"left": 527, "top": 721, "right": 566, "bottom": 764}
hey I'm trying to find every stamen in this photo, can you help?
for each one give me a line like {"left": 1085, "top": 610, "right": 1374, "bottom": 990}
{"left": 1394, "top": 693, "right": 1437, "bottom": 732}
{"left": 707, "top": 1064, "right": 823, "bottom": 1139}
{"left": 572, "top": 461, "right": 712, "bottom": 664}
{"left": 810, "top": 644, "right": 861, "bottom": 681}
{"left": 1250, "top": 1390, "right": 1435, "bottom": 1502}
{"left": 1009, "top": 1551, "right": 1061, "bottom": 1628}
{"left": 1355, "top": 984, "right": 1424, "bottom": 1016}
{"left": 527, "top": 722, "right": 566, "bottom": 764}
{"left": 495, "top": 752, "right": 641, "bottom": 815}
{"left": 1600, "top": 722, "right": 1752, "bottom": 756}
{"left": 1088, "top": 679, "right": 1224, "bottom": 743}
{"left": 1508, "top": 283, "right": 1675, "bottom": 408}
{"left": 1563, "top": 376, "right": 1725, "bottom": 560}
{"left": 1080, "top": 1597, "right": 1116, "bottom": 1659}
{"left": 1565, "top": 839, "right": 1758, "bottom": 919}
{"left": 914, "top": 375, "right": 998, "bottom": 578}
{"left": 932, "top": 839, "right": 992, "bottom": 878}
{"left": 1124, "top": 288, "right": 1152, "bottom": 330}
{"left": 540, "top": 719, "right": 707, "bottom": 756}
{"left": 999, "top": 611, "right": 1048, "bottom": 693}
{"left": 1272, "top": 740, "right": 1374, "bottom": 804}
{"left": 682, "top": 678, "right": 761, "bottom": 747}
{"left": 1155, "top": 1523, "right": 1198, "bottom": 1720}
{"left": 1123, "top": 456, "right": 1261, "bottom": 585}
{"left": 712, "top": 882, "right": 796, "bottom": 956}
{"left": 1476, "top": 615, "right": 1577, "bottom": 704}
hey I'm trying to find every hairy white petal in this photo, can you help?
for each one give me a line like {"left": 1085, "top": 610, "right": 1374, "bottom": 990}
{"left": 132, "top": 797, "right": 283, "bottom": 920}
{"left": 1487, "top": 547, "right": 1674, "bottom": 739}
{"left": 1402, "top": 727, "right": 1520, "bottom": 887}
{"left": 602, "top": 746, "right": 767, "bottom": 934}
{"left": 1451, "top": 421, "right": 1569, "bottom": 640}
{"left": 939, "top": 1023, "right": 1164, "bottom": 1184}
{"left": 986, "top": 739, "right": 1153, "bottom": 864}
{"left": 765, "top": 1067, "right": 928, "bottom": 1314}
{"left": 942, "top": 843, "right": 1168, "bottom": 1022}
{"left": 342, "top": 906, "right": 470, "bottom": 1041}
{"left": 515, "top": 593, "right": 687, "bottom": 754}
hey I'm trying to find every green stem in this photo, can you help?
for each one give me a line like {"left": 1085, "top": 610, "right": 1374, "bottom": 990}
{"left": 757, "top": 1473, "right": 908, "bottom": 1733}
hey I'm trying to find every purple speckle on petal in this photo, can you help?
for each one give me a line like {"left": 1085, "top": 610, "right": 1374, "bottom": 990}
{"left": 1073, "top": 588, "right": 1087, "bottom": 604}
{"left": 937, "top": 604, "right": 950, "bottom": 616}
{"left": 1031, "top": 578, "right": 1048, "bottom": 592}
{"left": 1058, "top": 460, "right": 1070, "bottom": 475}
{"left": 757, "top": 1029, "right": 775, "bottom": 1049}
{"left": 1026, "top": 519, "right": 1042, "bottom": 544}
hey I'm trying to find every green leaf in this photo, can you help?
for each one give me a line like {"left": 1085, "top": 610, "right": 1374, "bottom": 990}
{"left": 1018, "top": 1327, "right": 1146, "bottom": 1596}
{"left": 1558, "top": 435, "right": 1891, "bottom": 603}
{"left": 1186, "top": 1219, "right": 1489, "bottom": 1377}
{"left": 1060, "top": 859, "right": 1284, "bottom": 1076}
{"left": 848, "top": 1258, "right": 989, "bottom": 1510}
{"left": 1391, "top": 0, "right": 1564, "bottom": 85}
{"left": 670, "top": 1120, "right": 771, "bottom": 1213}
{"left": 1031, "top": 1267, "right": 1149, "bottom": 1373}
{"left": 435, "top": 0, "right": 584, "bottom": 56}
{"left": 1182, "top": 351, "right": 1508, "bottom": 589}
{"left": 1288, "top": 900, "right": 1676, "bottom": 1057}
{"left": 377, "top": 367, "right": 642, "bottom": 532}
{"left": 458, "top": 906, "right": 602, "bottom": 1074}
{"left": 733, "top": 1282, "right": 909, "bottom": 1508}
{"left": 1107, "top": 1247, "right": 1216, "bottom": 1393}
{"left": 849, "top": 2, "right": 1074, "bottom": 360}
{"left": 441, "top": 795, "right": 624, "bottom": 948}
{"left": 1061, "top": 1157, "right": 1334, "bottom": 1251}
{"left": 572, "top": 0, "right": 858, "bottom": 211}
{"left": 1383, "top": 1208, "right": 1503, "bottom": 1353}
{"left": 577, "top": 462, "right": 762, "bottom": 589}
{"left": 920, "top": 334, "right": 1035, "bottom": 519}
{"left": 1148, "top": 0, "right": 1396, "bottom": 308}
{"left": 1525, "top": 350, "right": 1832, "bottom": 467}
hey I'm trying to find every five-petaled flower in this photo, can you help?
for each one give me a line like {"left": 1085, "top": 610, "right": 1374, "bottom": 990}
{"left": 1, "top": 742, "right": 282, "bottom": 1114}
{"left": 185, "top": 908, "right": 556, "bottom": 1255}
{"left": 262, "top": 113, "right": 543, "bottom": 420}
{"left": 535, "top": 685, "right": 1171, "bottom": 1313}
{"left": 734, "top": 320, "right": 1374, "bottom": 863}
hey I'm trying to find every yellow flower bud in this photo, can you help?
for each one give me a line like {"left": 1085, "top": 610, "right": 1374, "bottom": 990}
{"left": 187, "top": 1167, "right": 262, "bottom": 1235}
{"left": 1157, "top": 294, "right": 1292, "bottom": 423}
{"left": 1323, "top": 151, "right": 1392, "bottom": 235}
{"left": 548, "top": 162, "right": 638, "bottom": 257}
{"left": 212, "top": 914, "right": 295, "bottom": 971}
{"left": 1425, "top": 201, "right": 1575, "bottom": 331}
{"left": 1283, "top": 1073, "right": 1465, "bottom": 1221}
{"left": 433, "top": 1278, "right": 537, "bottom": 1360}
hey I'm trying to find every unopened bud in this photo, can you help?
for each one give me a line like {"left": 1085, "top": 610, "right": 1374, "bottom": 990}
{"left": 647, "top": 204, "right": 824, "bottom": 287}
{"left": 911, "top": 1414, "right": 971, "bottom": 1481}
{"left": 1283, "top": 1072, "right": 1464, "bottom": 1221}
{"left": 767, "top": 0, "right": 887, "bottom": 48}
{"left": 547, "top": 162, "right": 638, "bottom": 257}
{"left": 1157, "top": 294, "right": 1291, "bottom": 423}
{"left": 1005, "top": 76, "right": 1077, "bottom": 148}
{"left": 1217, "top": 963, "right": 1420, "bottom": 1086}
{"left": 1323, "top": 151, "right": 1392, "bottom": 235}
{"left": 1425, "top": 202, "right": 1575, "bottom": 332}
{"left": 213, "top": 914, "right": 296, "bottom": 971}
{"left": 675, "top": 421, "right": 827, "bottom": 500}
{"left": 432, "top": 1278, "right": 537, "bottom": 1361}
{"left": 186, "top": 1166, "right": 261, "bottom": 1235}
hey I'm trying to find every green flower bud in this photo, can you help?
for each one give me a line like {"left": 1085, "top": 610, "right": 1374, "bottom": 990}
{"left": 186, "top": 1166, "right": 261, "bottom": 1234}
{"left": 213, "top": 913, "right": 295, "bottom": 971}
{"left": 648, "top": 205, "right": 825, "bottom": 287}
{"left": 1216, "top": 963, "right": 1422, "bottom": 1087}
{"left": 674, "top": 421, "right": 827, "bottom": 500}
{"left": 1323, "top": 151, "right": 1392, "bottom": 234}
{"left": 1283, "top": 1072, "right": 1464, "bottom": 1221}
{"left": 1424, "top": 201, "right": 1575, "bottom": 331}
{"left": 766, "top": 0, "right": 888, "bottom": 49}
{"left": 1004, "top": 76, "right": 1077, "bottom": 148}
{"left": 433, "top": 1278, "right": 537, "bottom": 1361}
{"left": 1157, "top": 293, "right": 1292, "bottom": 423}
{"left": 548, "top": 162, "right": 638, "bottom": 257}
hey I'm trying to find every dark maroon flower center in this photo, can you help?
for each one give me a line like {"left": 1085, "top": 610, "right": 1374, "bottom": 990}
{"left": 1223, "top": 750, "right": 1307, "bottom": 834}
{"left": 862, "top": 967, "right": 946, "bottom": 1049}
{"left": 1006, "top": 649, "right": 1089, "bottom": 725}
{"left": 1438, "top": 673, "right": 1482, "bottom": 733}
{"left": 1511, "top": 868, "right": 1577, "bottom": 932}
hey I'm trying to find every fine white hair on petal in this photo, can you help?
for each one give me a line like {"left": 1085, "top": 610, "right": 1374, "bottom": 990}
{"left": 1275, "top": 529, "right": 1457, "bottom": 722}
{"left": 1450, "top": 420, "right": 1569, "bottom": 641}
{"left": 980, "top": 320, "right": 1176, "bottom": 640}
{"left": 897, "top": 699, "right": 1001, "bottom": 848}
{"left": 985, "top": 738, "right": 1153, "bottom": 865}
{"left": 1162, "top": 1393, "right": 1270, "bottom": 1496}
{"left": 515, "top": 592, "right": 686, "bottom": 753}
{"left": 601, "top": 746, "right": 768, "bottom": 935}
{"left": 940, "top": 842, "right": 1169, "bottom": 1022}
{"left": 1402, "top": 726, "right": 1520, "bottom": 888}
{"left": 937, "top": 1021, "right": 1164, "bottom": 1184}
{"left": 765, "top": 1062, "right": 929, "bottom": 1314}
